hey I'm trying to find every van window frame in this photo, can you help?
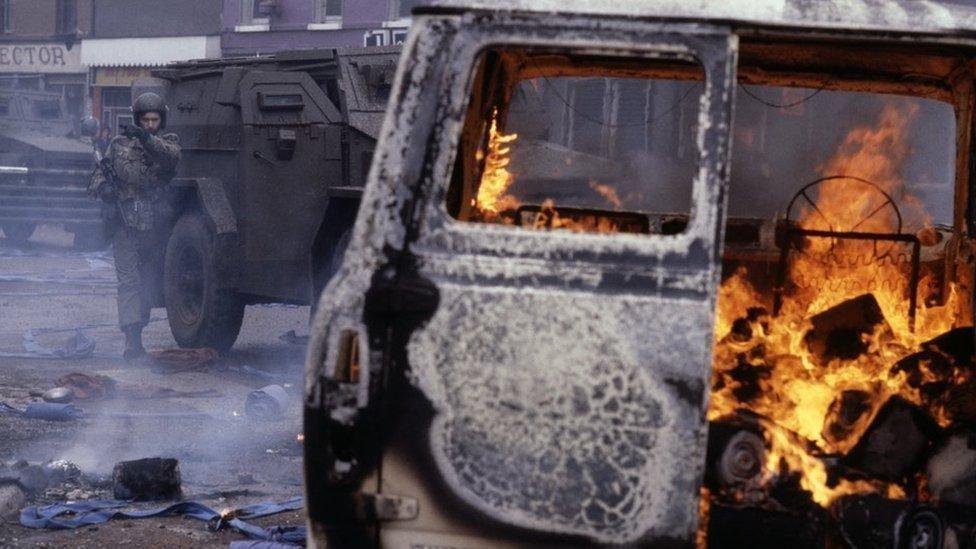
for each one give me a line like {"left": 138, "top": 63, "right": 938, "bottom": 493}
{"left": 410, "top": 18, "right": 737, "bottom": 285}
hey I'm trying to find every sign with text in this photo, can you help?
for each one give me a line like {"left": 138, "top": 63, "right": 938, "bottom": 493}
{"left": 0, "top": 43, "right": 83, "bottom": 74}
{"left": 94, "top": 67, "right": 152, "bottom": 87}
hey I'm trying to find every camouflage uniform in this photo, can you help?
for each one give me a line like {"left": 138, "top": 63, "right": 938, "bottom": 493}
{"left": 89, "top": 132, "right": 181, "bottom": 330}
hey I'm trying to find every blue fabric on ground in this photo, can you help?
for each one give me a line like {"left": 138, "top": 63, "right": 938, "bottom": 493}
{"left": 20, "top": 496, "right": 305, "bottom": 544}
{"left": 23, "top": 403, "right": 83, "bottom": 421}
{"left": 0, "top": 402, "right": 22, "bottom": 415}
{"left": 229, "top": 541, "right": 301, "bottom": 549}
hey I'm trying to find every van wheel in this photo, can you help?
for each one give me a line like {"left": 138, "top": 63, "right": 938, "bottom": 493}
{"left": 164, "top": 213, "right": 244, "bottom": 353}
{"left": 2, "top": 222, "right": 35, "bottom": 244}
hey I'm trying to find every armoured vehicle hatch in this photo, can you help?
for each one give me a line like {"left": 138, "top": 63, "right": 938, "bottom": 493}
{"left": 0, "top": 90, "right": 98, "bottom": 247}
{"left": 304, "top": 1, "right": 976, "bottom": 547}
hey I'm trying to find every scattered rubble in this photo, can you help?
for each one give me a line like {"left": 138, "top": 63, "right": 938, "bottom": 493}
{"left": 245, "top": 385, "right": 290, "bottom": 422}
{"left": 41, "top": 387, "right": 74, "bottom": 404}
{"left": 842, "top": 396, "right": 940, "bottom": 481}
{"left": 821, "top": 389, "right": 874, "bottom": 445}
{"left": 112, "top": 458, "right": 182, "bottom": 501}
{"left": 927, "top": 433, "right": 976, "bottom": 508}
{"left": 22, "top": 402, "right": 83, "bottom": 422}
{"left": 707, "top": 502, "right": 826, "bottom": 548}
{"left": 834, "top": 494, "right": 911, "bottom": 548}
{"left": 0, "top": 482, "right": 26, "bottom": 522}
{"left": 803, "top": 294, "right": 889, "bottom": 362}
{"left": 148, "top": 348, "right": 219, "bottom": 374}
{"left": 56, "top": 372, "right": 116, "bottom": 401}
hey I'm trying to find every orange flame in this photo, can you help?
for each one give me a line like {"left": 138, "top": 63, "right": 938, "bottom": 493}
{"left": 474, "top": 108, "right": 519, "bottom": 217}
{"left": 709, "top": 101, "right": 961, "bottom": 507}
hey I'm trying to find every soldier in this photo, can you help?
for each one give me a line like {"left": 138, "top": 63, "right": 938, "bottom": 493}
{"left": 88, "top": 92, "right": 181, "bottom": 360}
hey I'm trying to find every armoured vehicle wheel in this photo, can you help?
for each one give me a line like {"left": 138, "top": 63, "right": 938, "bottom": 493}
{"left": 164, "top": 213, "right": 244, "bottom": 353}
{"left": 2, "top": 222, "right": 35, "bottom": 244}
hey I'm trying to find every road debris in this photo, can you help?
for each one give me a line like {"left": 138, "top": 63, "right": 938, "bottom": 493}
{"left": 841, "top": 396, "right": 940, "bottom": 481}
{"left": 41, "top": 387, "right": 74, "bottom": 403}
{"left": 20, "top": 495, "right": 306, "bottom": 545}
{"left": 0, "top": 482, "right": 26, "bottom": 522}
{"left": 112, "top": 458, "right": 182, "bottom": 501}
{"left": 0, "top": 330, "right": 95, "bottom": 360}
{"left": 148, "top": 348, "right": 219, "bottom": 374}
{"left": 245, "top": 385, "right": 290, "bottom": 422}
{"left": 56, "top": 372, "right": 116, "bottom": 401}
{"left": 278, "top": 330, "right": 309, "bottom": 346}
{"left": 7, "top": 402, "right": 84, "bottom": 422}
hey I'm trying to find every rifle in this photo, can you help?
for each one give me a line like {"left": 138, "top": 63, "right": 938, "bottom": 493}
{"left": 91, "top": 141, "right": 120, "bottom": 202}
{"left": 90, "top": 139, "right": 151, "bottom": 231}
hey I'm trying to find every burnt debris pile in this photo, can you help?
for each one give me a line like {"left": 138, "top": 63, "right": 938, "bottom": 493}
{"left": 706, "top": 293, "right": 976, "bottom": 547}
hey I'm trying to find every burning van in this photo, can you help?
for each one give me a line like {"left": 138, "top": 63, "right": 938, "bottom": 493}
{"left": 304, "top": 1, "right": 976, "bottom": 547}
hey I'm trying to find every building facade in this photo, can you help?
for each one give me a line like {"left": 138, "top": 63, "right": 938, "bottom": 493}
{"left": 81, "top": 0, "right": 221, "bottom": 134}
{"left": 221, "top": 0, "right": 424, "bottom": 56}
{"left": 0, "top": 0, "right": 92, "bottom": 120}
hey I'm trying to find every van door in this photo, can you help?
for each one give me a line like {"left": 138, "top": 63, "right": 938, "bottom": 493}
{"left": 305, "top": 14, "right": 737, "bottom": 548}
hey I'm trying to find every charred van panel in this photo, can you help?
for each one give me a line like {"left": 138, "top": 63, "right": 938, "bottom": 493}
{"left": 408, "top": 290, "right": 713, "bottom": 543}
{"left": 306, "top": 8, "right": 737, "bottom": 547}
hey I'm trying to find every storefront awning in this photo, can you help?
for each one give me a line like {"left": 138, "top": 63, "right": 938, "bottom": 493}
{"left": 81, "top": 35, "right": 220, "bottom": 67}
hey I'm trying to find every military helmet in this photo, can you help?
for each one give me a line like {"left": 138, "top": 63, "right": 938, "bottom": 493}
{"left": 131, "top": 92, "right": 168, "bottom": 129}
{"left": 79, "top": 117, "right": 100, "bottom": 137}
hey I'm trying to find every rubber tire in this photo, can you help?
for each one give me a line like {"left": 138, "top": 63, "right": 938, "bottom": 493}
{"left": 2, "top": 222, "right": 35, "bottom": 244}
{"left": 164, "top": 213, "right": 244, "bottom": 353}
{"left": 72, "top": 228, "right": 109, "bottom": 251}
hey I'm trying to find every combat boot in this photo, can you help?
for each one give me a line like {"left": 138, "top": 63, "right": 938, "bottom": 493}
{"left": 123, "top": 325, "right": 146, "bottom": 361}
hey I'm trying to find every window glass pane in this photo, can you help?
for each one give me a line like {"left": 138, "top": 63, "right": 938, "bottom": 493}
{"left": 446, "top": 48, "right": 703, "bottom": 236}
{"left": 32, "top": 99, "right": 61, "bottom": 119}
{"left": 325, "top": 0, "right": 342, "bottom": 17}
{"left": 728, "top": 87, "right": 954, "bottom": 226}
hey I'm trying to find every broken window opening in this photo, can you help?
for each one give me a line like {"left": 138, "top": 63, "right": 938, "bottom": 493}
{"left": 446, "top": 47, "right": 705, "bottom": 236}
{"left": 706, "top": 41, "right": 968, "bottom": 534}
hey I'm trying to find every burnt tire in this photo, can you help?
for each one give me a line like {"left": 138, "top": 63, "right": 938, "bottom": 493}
{"left": 164, "top": 213, "right": 244, "bottom": 353}
{"left": 2, "top": 222, "right": 35, "bottom": 244}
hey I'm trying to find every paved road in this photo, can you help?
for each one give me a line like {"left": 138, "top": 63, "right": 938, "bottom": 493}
{"left": 0, "top": 226, "right": 309, "bottom": 547}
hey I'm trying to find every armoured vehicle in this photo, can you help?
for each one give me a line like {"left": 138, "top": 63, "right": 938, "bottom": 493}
{"left": 304, "top": 1, "right": 976, "bottom": 547}
{"left": 0, "top": 89, "right": 98, "bottom": 247}
{"left": 139, "top": 46, "right": 399, "bottom": 352}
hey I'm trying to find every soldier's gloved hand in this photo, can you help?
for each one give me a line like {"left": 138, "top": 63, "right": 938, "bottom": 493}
{"left": 122, "top": 124, "right": 150, "bottom": 143}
